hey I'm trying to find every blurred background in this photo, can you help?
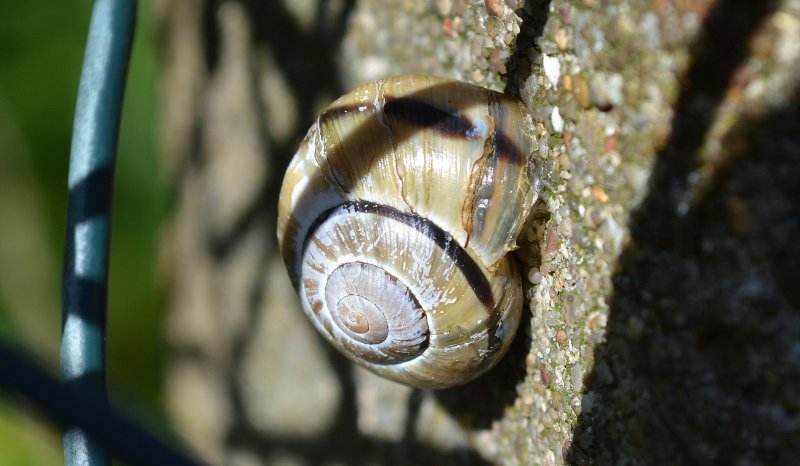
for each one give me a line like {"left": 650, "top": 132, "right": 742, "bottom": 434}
{"left": 0, "top": 0, "right": 167, "bottom": 463}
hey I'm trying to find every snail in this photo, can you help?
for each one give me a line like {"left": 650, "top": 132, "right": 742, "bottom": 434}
{"left": 277, "top": 75, "right": 538, "bottom": 389}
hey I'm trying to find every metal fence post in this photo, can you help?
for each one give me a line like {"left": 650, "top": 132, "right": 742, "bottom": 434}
{"left": 61, "top": 0, "right": 135, "bottom": 464}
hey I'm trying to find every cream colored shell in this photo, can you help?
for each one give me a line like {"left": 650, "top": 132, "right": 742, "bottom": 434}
{"left": 277, "top": 76, "right": 537, "bottom": 389}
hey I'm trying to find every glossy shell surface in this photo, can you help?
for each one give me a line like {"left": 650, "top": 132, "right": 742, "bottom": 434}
{"left": 277, "top": 76, "right": 537, "bottom": 388}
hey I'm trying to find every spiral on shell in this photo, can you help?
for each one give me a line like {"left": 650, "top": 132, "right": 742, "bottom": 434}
{"left": 277, "top": 75, "right": 537, "bottom": 389}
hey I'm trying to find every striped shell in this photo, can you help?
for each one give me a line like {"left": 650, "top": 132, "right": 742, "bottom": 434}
{"left": 277, "top": 76, "right": 537, "bottom": 389}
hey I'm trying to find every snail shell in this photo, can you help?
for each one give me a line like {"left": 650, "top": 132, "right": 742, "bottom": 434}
{"left": 277, "top": 75, "right": 537, "bottom": 389}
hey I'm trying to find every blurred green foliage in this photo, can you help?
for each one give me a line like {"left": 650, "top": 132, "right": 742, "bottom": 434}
{"left": 0, "top": 0, "right": 166, "bottom": 463}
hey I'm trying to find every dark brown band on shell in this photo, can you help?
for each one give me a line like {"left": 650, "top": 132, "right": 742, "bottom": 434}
{"left": 318, "top": 104, "right": 358, "bottom": 126}
{"left": 382, "top": 97, "right": 475, "bottom": 138}
{"left": 318, "top": 97, "right": 524, "bottom": 165}
{"left": 302, "top": 201, "right": 496, "bottom": 313}
{"left": 492, "top": 132, "right": 524, "bottom": 165}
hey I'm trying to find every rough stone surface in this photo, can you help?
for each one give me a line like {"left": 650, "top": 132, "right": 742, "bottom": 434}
{"left": 157, "top": 0, "right": 800, "bottom": 464}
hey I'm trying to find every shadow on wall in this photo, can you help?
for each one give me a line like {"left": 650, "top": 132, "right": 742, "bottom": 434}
{"left": 201, "top": 0, "right": 357, "bottom": 258}
{"left": 567, "top": 0, "right": 800, "bottom": 464}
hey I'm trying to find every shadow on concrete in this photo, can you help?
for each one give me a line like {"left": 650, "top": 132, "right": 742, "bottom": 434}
{"left": 566, "top": 1, "right": 800, "bottom": 463}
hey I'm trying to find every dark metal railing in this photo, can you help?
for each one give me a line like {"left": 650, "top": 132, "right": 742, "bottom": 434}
{"left": 60, "top": 0, "right": 135, "bottom": 462}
